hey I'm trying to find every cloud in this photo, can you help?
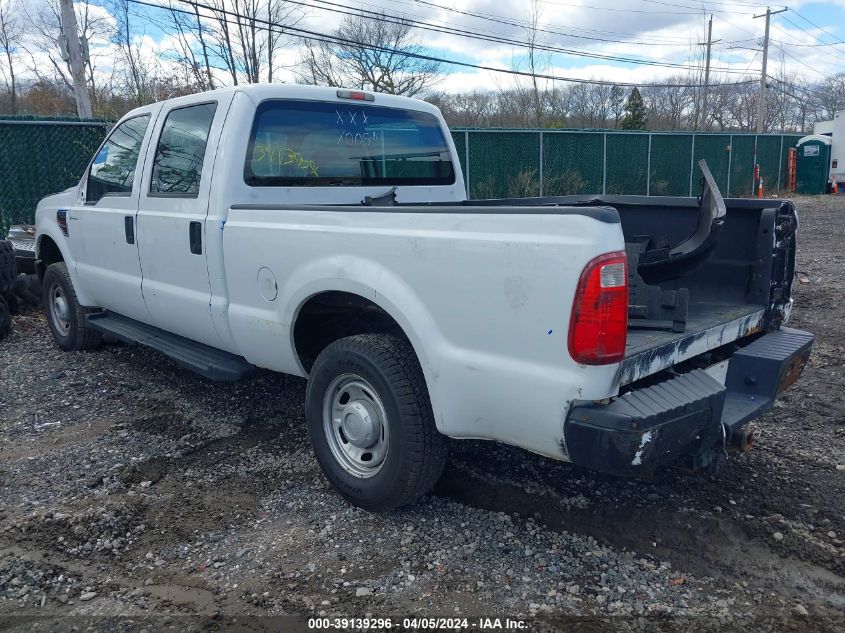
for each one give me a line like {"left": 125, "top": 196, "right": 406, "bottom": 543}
{"left": 3, "top": 0, "right": 844, "bottom": 92}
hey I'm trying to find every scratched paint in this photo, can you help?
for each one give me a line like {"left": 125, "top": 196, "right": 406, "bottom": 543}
{"left": 620, "top": 309, "right": 766, "bottom": 386}
{"left": 631, "top": 430, "right": 654, "bottom": 466}
{"left": 503, "top": 276, "right": 529, "bottom": 310}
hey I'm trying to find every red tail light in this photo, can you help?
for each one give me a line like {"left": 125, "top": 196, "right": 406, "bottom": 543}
{"left": 568, "top": 251, "right": 628, "bottom": 365}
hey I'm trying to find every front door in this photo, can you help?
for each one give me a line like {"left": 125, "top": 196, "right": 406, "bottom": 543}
{"left": 136, "top": 98, "right": 230, "bottom": 348}
{"left": 71, "top": 110, "right": 159, "bottom": 321}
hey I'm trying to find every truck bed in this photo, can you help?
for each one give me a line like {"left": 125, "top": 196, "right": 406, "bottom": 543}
{"left": 622, "top": 300, "right": 765, "bottom": 384}
{"left": 463, "top": 192, "right": 797, "bottom": 385}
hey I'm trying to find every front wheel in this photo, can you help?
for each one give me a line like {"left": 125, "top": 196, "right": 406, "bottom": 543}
{"left": 305, "top": 334, "right": 447, "bottom": 511}
{"left": 42, "top": 262, "right": 102, "bottom": 351}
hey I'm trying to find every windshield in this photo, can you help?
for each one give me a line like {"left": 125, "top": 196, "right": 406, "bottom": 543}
{"left": 244, "top": 99, "right": 455, "bottom": 187}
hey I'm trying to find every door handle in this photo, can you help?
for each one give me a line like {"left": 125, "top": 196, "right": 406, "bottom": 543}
{"left": 124, "top": 215, "right": 135, "bottom": 244}
{"left": 189, "top": 221, "right": 202, "bottom": 255}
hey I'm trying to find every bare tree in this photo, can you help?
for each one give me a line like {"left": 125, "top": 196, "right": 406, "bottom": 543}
{"left": 0, "top": 0, "right": 21, "bottom": 113}
{"left": 812, "top": 72, "right": 845, "bottom": 121}
{"left": 299, "top": 12, "right": 440, "bottom": 96}
{"left": 23, "top": 0, "right": 112, "bottom": 110}
{"left": 265, "top": 0, "right": 299, "bottom": 82}
{"left": 644, "top": 78, "right": 696, "bottom": 130}
{"left": 522, "top": 0, "right": 547, "bottom": 127}
{"left": 428, "top": 90, "right": 497, "bottom": 127}
{"left": 112, "top": 0, "right": 155, "bottom": 106}
{"left": 164, "top": 0, "right": 215, "bottom": 91}
{"left": 195, "top": 0, "right": 300, "bottom": 85}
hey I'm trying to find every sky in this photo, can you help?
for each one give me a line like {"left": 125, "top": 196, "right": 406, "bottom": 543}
{"left": 9, "top": 0, "right": 845, "bottom": 92}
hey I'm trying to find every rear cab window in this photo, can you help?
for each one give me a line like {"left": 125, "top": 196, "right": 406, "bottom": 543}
{"left": 150, "top": 102, "right": 217, "bottom": 197}
{"left": 244, "top": 100, "right": 455, "bottom": 187}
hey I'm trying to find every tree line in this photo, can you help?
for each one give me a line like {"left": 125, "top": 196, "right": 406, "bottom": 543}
{"left": 0, "top": 0, "right": 843, "bottom": 131}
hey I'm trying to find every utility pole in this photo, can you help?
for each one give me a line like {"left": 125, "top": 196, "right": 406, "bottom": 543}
{"left": 754, "top": 6, "right": 787, "bottom": 133}
{"left": 699, "top": 14, "right": 720, "bottom": 131}
{"left": 58, "top": 0, "right": 92, "bottom": 119}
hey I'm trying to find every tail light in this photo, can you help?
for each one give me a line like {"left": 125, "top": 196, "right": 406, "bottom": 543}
{"left": 568, "top": 251, "right": 628, "bottom": 365}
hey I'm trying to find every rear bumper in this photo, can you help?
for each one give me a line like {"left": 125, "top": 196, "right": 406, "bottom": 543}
{"left": 564, "top": 327, "right": 813, "bottom": 476}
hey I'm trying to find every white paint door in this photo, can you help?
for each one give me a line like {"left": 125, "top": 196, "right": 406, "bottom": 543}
{"left": 136, "top": 97, "right": 231, "bottom": 348}
{"left": 70, "top": 109, "right": 159, "bottom": 321}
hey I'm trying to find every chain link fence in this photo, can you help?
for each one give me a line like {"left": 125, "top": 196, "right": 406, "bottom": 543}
{"left": 0, "top": 119, "right": 807, "bottom": 236}
{"left": 0, "top": 118, "right": 108, "bottom": 236}
{"left": 453, "top": 129, "right": 805, "bottom": 200}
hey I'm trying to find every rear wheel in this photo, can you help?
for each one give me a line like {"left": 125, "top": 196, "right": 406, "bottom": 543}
{"left": 42, "top": 262, "right": 102, "bottom": 351}
{"left": 305, "top": 334, "right": 447, "bottom": 511}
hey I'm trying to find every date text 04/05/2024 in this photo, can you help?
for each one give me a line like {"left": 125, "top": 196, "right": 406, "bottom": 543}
{"left": 306, "top": 617, "right": 528, "bottom": 630}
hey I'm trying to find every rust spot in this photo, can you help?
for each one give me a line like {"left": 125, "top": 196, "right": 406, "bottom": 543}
{"left": 778, "top": 349, "right": 811, "bottom": 392}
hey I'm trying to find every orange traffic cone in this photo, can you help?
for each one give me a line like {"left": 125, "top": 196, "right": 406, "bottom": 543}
{"left": 757, "top": 177, "right": 764, "bottom": 198}
{"left": 832, "top": 180, "right": 839, "bottom": 194}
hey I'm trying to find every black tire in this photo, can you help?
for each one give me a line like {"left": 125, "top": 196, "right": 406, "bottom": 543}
{"left": 305, "top": 334, "right": 447, "bottom": 511}
{"left": 0, "top": 295, "right": 10, "bottom": 341}
{"left": 0, "top": 241, "right": 16, "bottom": 294}
{"left": 3, "top": 288, "right": 20, "bottom": 315}
{"left": 42, "top": 262, "right": 102, "bottom": 351}
{"left": 14, "top": 274, "right": 42, "bottom": 311}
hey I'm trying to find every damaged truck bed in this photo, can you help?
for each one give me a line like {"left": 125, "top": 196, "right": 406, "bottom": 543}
{"left": 480, "top": 162, "right": 798, "bottom": 386}
{"left": 471, "top": 162, "right": 810, "bottom": 476}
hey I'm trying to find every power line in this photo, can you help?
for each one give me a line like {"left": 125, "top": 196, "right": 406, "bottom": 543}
{"left": 127, "top": 0, "right": 757, "bottom": 89}
{"left": 292, "top": 0, "right": 749, "bottom": 73}
{"left": 542, "top": 0, "right": 757, "bottom": 16}
{"left": 770, "top": 23, "right": 845, "bottom": 66}
{"left": 773, "top": 14, "right": 845, "bottom": 66}
{"left": 402, "top": 0, "right": 707, "bottom": 46}
{"left": 788, "top": 8, "right": 845, "bottom": 45}
{"left": 386, "top": 0, "right": 689, "bottom": 47}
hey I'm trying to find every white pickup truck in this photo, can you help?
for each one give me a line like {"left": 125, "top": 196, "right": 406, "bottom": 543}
{"left": 34, "top": 84, "right": 812, "bottom": 510}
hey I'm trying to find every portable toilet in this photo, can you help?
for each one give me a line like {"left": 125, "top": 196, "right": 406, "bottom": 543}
{"left": 796, "top": 135, "right": 832, "bottom": 195}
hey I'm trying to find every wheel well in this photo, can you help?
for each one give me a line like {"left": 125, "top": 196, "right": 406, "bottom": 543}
{"left": 293, "top": 291, "right": 407, "bottom": 372}
{"left": 37, "top": 236, "right": 63, "bottom": 280}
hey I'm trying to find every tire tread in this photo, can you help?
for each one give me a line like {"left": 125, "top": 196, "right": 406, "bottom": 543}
{"left": 43, "top": 262, "right": 102, "bottom": 351}
{"left": 307, "top": 334, "right": 447, "bottom": 510}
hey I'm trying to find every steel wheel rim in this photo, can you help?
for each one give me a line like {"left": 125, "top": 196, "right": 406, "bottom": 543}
{"left": 322, "top": 373, "right": 389, "bottom": 478}
{"left": 48, "top": 282, "right": 70, "bottom": 334}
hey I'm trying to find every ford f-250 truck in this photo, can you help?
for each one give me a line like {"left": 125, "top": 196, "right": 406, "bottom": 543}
{"left": 34, "top": 85, "right": 813, "bottom": 510}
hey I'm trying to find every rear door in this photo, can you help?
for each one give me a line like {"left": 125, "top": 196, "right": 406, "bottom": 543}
{"left": 71, "top": 110, "right": 158, "bottom": 321}
{"left": 136, "top": 97, "right": 231, "bottom": 347}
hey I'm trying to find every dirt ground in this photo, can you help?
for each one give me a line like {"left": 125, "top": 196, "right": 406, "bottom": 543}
{"left": 0, "top": 196, "right": 844, "bottom": 632}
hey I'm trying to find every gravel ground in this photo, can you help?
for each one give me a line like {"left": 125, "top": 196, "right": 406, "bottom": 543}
{"left": 0, "top": 196, "right": 844, "bottom": 632}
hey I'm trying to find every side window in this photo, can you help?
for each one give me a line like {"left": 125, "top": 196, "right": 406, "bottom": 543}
{"left": 87, "top": 115, "right": 150, "bottom": 204}
{"left": 150, "top": 103, "right": 217, "bottom": 196}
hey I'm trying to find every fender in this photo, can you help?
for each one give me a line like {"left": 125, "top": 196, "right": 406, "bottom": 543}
{"left": 35, "top": 223, "right": 96, "bottom": 307}
{"left": 241, "top": 254, "right": 450, "bottom": 433}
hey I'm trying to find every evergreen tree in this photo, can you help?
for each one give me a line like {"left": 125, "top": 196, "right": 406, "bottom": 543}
{"left": 620, "top": 87, "right": 648, "bottom": 130}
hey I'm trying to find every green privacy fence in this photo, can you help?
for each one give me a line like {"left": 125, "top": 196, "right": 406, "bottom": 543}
{"left": 0, "top": 119, "right": 807, "bottom": 236}
{"left": 0, "top": 118, "right": 108, "bottom": 236}
{"left": 451, "top": 129, "right": 805, "bottom": 200}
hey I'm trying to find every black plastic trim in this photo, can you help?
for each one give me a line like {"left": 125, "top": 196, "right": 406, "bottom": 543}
{"left": 87, "top": 312, "right": 254, "bottom": 382}
{"left": 565, "top": 327, "right": 814, "bottom": 477}
{"left": 565, "top": 369, "right": 726, "bottom": 477}
{"left": 229, "top": 203, "right": 621, "bottom": 224}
